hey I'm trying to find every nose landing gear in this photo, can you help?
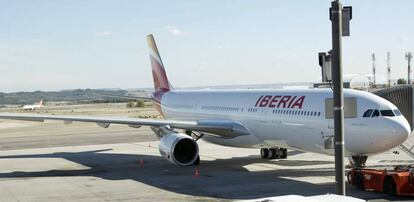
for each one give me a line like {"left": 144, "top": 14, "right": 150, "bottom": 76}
{"left": 260, "top": 148, "right": 287, "bottom": 159}
{"left": 349, "top": 156, "right": 368, "bottom": 168}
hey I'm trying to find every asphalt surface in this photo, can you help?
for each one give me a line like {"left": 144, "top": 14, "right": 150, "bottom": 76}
{"left": 0, "top": 119, "right": 413, "bottom": 201}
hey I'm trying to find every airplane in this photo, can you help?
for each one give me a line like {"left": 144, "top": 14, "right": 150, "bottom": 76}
{"left": 22, "top": 100, "right": 44, "bottom": 111}
{"left": 0, "top": 35, "right": 411, "bottom": 167}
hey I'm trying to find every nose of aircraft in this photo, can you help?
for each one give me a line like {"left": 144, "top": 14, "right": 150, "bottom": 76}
{"left": 388, "top": 117, "right": 410, "bottom": 147}
{"left": 347, "top": 117, "right": 411, "bottom": 155}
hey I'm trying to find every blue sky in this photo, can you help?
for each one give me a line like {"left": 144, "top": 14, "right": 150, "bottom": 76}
{"left": 0, "top": 0, "right": 413, "bottom": 92}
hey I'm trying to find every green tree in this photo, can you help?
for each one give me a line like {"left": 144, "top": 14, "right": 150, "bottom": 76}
{"left": 397, "top": 78, "right": 407, "bottom": 84}
{"left": 136, "top": 100, "right": 145, "bottom": 108}
{"left": 126, "top": 102, "right": 135, "bottom": 108}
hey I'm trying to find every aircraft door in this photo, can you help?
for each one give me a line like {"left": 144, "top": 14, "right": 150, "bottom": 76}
{"left": 321, "top": 127, "right": 334, "bottom": 150}
{"left": 328, "top": 119, "right": 334, "bottom": 129}
{"left": 323, "top": 99, "right": 334, "bottom": 150}
{"left": 322, "top": 97, "right": 357, "bottom": 150}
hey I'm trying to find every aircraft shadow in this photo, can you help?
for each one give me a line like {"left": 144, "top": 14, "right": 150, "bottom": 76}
{"left": 0, "top": 149, "right": 409, "bottom": 201}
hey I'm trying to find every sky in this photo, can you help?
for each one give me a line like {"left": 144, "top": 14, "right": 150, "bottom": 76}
{"left": 0, "top": 0, "right": 413, "bottom": 92}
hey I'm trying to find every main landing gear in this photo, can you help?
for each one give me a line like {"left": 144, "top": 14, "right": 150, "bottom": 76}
{"left": 260, "top": 147, "right": 287, "bottom": 159}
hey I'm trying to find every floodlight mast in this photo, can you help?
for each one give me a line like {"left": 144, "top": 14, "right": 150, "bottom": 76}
{"left": 387, "top": 52, "right": 391, "bottom": 87}
{"left": 406, "top": 52, "right": 412, "bottom": 84}
{"left": 372, "top": 53, "right": 376, "bottom": 86}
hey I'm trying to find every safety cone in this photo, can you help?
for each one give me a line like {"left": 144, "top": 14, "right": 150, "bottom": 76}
{"left": 194, "top": 168, "right": 200, "bottom": 177}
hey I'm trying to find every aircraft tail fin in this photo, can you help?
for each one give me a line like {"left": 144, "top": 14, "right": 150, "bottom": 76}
{"left": 147, "top": 34, "right": 173, "bottom": 92}
{"left": 39, "top": 100, "right": 43, "bottom": 106}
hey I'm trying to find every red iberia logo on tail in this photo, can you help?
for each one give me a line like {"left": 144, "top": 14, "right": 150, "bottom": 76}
{"left": 147, "top": 34, "right": 173, "bottom": 92}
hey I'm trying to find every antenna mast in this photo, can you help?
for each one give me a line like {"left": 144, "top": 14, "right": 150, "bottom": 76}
{"left": 387, "top": 52, "right": 391, "bottom": 87}
{"left": 406, "top": 52, "right": 412, "bottom": 84}
{"left": 371, "top": 53, "right": 376, "bottom": 86}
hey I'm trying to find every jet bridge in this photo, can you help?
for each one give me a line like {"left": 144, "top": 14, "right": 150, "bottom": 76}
{"left": 374, "top": 85, "right": 414, "bottom": 158}
{"left": 374, "top": 85, "right": 414, "bottom": 131}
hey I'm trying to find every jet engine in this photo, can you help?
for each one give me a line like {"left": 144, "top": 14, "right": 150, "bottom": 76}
{"left": 159, "top": 132, "right": 199, "bottom": 166}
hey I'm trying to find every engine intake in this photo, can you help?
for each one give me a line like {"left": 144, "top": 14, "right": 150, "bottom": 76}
{"left": 159, "top": 132, "right": 199, "bottom": 166}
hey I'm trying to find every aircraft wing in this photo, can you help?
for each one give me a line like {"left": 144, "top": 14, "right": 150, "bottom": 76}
{"left": 0, "top": 113, "right": 250, "bottom": 138}
{"left": 92, "top": 93, "right": 152, "bottom": 101}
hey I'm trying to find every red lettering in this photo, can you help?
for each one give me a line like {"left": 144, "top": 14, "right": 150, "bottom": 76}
{"left": 255, "top": 95, "right": 306, "bottom": 109}
{"left": 287, "top": 96, "right": 297, "bottom": 108}
{"left": 268, "top": 95, "right": 281, "bottom": 108}
{"left": 277, "top": 96, "right": 291, "bottom": 108}
{"left": 255, "top": 95, "right": 263, "bottom": 107}
{"left": 291, "top": 96, "right": 305, "bottom": 109}
{"left": 259, "top": 95, "right": 272, "bottom": 107}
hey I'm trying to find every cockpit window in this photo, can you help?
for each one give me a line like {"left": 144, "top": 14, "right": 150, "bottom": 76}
{"left": 372, "top": 110, "right": 380, "bottom": 117}
{"left": 394, "top": 109, "right": 402, "bottom": 116}
{"left": 363, "top": 109, "right": 373, "bottom": 118}
{"left": 363, "top": 108, "right": 400, "bottom": 118}
{"left": 380, "top": 110, "right": 395, "bottom": 117}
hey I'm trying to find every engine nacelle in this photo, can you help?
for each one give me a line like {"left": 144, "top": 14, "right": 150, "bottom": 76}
{"left": 128, "top": 124, "right": 142, "bottom": 129}
{"left": 159, "top": 132, "right": 199, "bottom": 166}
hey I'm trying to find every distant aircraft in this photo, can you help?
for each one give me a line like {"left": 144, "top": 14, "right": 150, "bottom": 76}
{"left": 22, "top": 100, "right": 44, "bottom": 111}
{"left": 0, "top": 35, "right": 410, "bottom": 167}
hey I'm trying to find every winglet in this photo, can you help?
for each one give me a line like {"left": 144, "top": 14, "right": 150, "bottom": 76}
{"left": 147, "top": 34, "right": 173, "bottom": 92}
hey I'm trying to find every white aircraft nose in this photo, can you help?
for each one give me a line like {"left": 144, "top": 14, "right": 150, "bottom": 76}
{"left": 347, "top": 118, "right": 410, "bottom": 155}
{"left": 387, "top": 118, "right": 410, "bottom": 147}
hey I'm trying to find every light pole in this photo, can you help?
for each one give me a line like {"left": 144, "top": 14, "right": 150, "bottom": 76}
{"left": 406, "top": 52, "right": 412, "bottom": 84}
{"left": 330, "top": 0, "right": 351, "bottom": 195}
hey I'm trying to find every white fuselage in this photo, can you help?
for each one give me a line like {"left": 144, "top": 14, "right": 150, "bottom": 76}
{"left": 158, "top": 88, "right": 411, "bottom": 157}
{"left": 22, "top": 104, "right": 42, "bottom": 110}
{"left": 22, "top": 100, "right": 43, "bottom": 111}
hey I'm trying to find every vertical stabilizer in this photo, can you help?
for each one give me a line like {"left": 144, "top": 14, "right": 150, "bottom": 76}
{"left": 147, "top": 34, "right": 173, "bottom": 92}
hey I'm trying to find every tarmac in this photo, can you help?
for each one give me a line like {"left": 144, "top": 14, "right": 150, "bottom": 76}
{"left": 0, "top": 109, "right": 414, "bottom": 201}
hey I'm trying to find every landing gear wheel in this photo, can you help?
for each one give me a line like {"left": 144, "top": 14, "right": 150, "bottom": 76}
{"left": 353, "top": 172, "right": 364, "bottom": 190}
{"left": 276, "top": 148, "right": 284, "bottom": 158}
{"left": 193, "top": 155, "right": 200, "bottom": 166}
{"left": 383, "top": 177, "right": 397, "bottom": 195}
{"left": 261, "top": 147, "right": 288, "bottom": 160}
{"left": 260, "top": 148, "right": 269, "bottom": 159}
{"left": 281, "top": 148, "right": 288, "bottom": 159}
{"left": 347, "top": 171, "right": 352, "bottom": 184}
{"left": 268, "top": 148, "right": 277, "bottom": 159}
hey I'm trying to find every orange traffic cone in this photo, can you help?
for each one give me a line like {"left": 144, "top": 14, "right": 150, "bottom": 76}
{"left": 194, "top": 168, "right": 200, "bottom": 177}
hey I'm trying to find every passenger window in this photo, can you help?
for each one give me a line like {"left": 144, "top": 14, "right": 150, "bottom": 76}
{"left": 380, "top": 110, "right": 395, "bottom": 117}
{"left": 363, "top": 109, "right": 373, "bottom": 118}
{"left": 372, "top": 110, "right": 380, "bottom": 117}
{"left": 394, "top": 110, "right": 402, "bottom": 116}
